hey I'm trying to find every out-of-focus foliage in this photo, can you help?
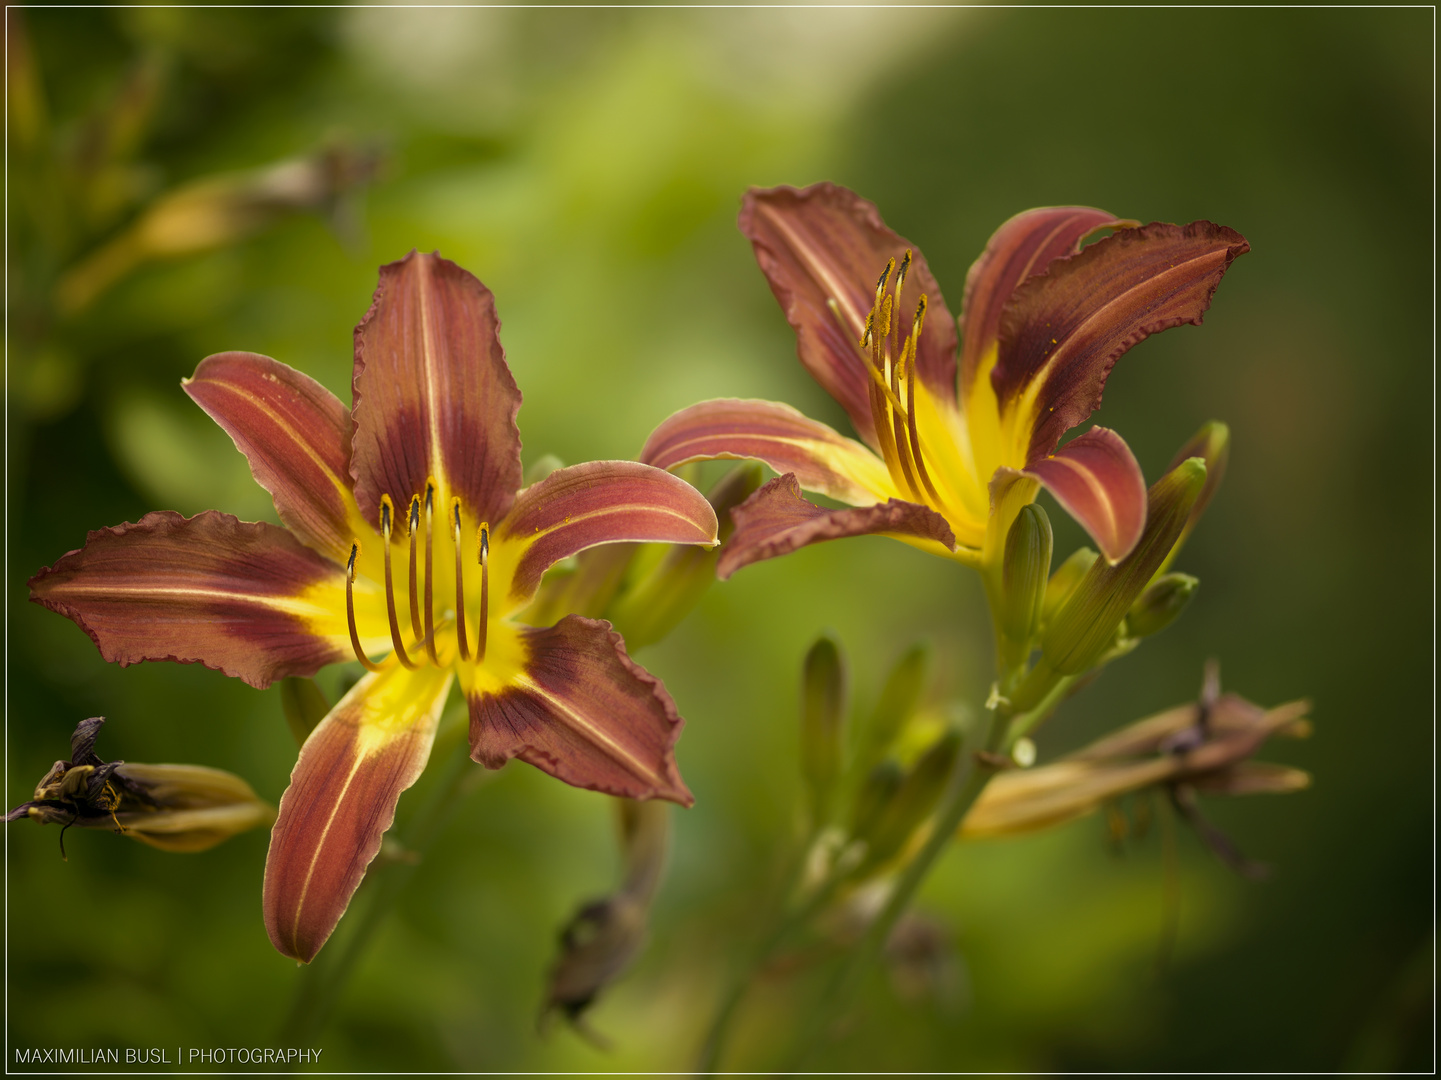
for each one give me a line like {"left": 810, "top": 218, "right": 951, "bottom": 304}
{"left": 7, "top": 7, "right": 1431, "bottom": 1073}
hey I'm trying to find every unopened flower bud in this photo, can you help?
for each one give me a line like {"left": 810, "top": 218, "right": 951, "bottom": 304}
{"left": 850, "top": 760, "right": 904, "bottom": 840}
{"left": 1000, "top": 504, "right": 1053, "bottom": 646}
{"left": 800, "top": 635, "right": 847, "bottom": 824}
{"left": 604, "top": 463, "right": 762, "bottom": 649}
{"left": 857, "top": 730, "right": 962, "bottom": 873}
{"left": 279, "top": 677, "right": 330, "bottom": 746}
{"left": 857, "top": 643, "right": 930, "bottom": 769}
{"left": 1126, "top": 573, "right": 1199, "bottom": 639}
{"left": 1041, "top": 547, "right": 1098, "bottom": 631}
{"left": 1041, "top": 459, "right": 1207, "bottom": 675}
{"left": 1157, "top": 421, "right": 1230, "bottom": 575}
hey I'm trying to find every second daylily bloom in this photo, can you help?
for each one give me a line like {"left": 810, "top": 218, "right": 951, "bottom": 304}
{"left": 642, "top": 183, "right": 1248, "bottom": 577}
{"left": 29, "top": 252, "right": 718, "bottom": 962}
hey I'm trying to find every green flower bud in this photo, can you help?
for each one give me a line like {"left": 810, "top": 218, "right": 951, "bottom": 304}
{"left": 604, "top": 463, "right": 762, "bottom": 649}
{"left": 857, "top": 730, "right": 962, "bottom": 873}
{"left": 1000, "top": 504, "right": 1053, "bottom": 645}
{"left": 857, "top": 643, "right": 930, "bottom": 769}
{"left": 849, "top": 759, "right": 904, "bottom": 840}
{"left": 1126, "top": 573, "right": 1199, "bottom": 639}
{"left": 1156, "top": 421, "right": 1230, "bottom": 575}
{"left": 279, "top": 677, "right": 330, "bottom": 746}
{"left": 1041, "top": 547, "right": 1098, "bottom": 632}
{"left": 1041, "top": 459, "right": 1207, "bottom": 675}
{"left": 800, "top": 635, "right": 847, "bottom": 823}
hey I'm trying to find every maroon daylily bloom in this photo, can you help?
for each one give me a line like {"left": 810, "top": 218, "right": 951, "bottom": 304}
{"left": 641, "top": 183, "right": 1248, "bottom": 577}
{"left": 30, "top": 252, "right": 718, "bottom": 962}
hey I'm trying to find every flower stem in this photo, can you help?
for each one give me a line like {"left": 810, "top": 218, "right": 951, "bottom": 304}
{"left": 278, "top": 716, "right": 475, "bottom": 1043}
{"left": 785, "top": 701, "right": 1010, "bottom": 1069}
{"left": 694, "top": 835, "right": 846, "bottom": 1073}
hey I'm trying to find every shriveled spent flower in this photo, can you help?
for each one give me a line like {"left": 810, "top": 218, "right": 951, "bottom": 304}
{"left": 29, "top": 251, "right": 719, "bottom": 962}
{"left": 541, "top": 799, "right": 670, "bottom": 1044}
{"left": 642, "top": 184, "right": 1248, "bottom": 580}
{"left": 5, "top": 717, "right": 273, "bottom": 855}
{"left": 961, "top": 666, "right": 1311, "bottom": 874}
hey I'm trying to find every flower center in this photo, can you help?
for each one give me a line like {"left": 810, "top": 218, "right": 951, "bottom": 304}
{"left": 847, "top": 253, "right": 944, "bottom": 508}
{"left": 345, "top": 478, "right": 490, "bottom": 672}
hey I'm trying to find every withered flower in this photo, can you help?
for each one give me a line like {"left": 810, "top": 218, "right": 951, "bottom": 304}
{"left": 962, "top": 665, "right": 1311, "bottom": 874}
{"left": 542, "top": 799, "right": 671, "bottom": 1042}
{"left": 6, "top": 717, "right": 274, "bottom": 855}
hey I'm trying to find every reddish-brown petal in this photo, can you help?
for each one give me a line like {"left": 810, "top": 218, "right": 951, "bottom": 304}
{"left": 468, "top": 615, "right": 692, "bottom": 805}
{"left": 958, "top": 207, "right": 1122, "bottom": 397}
{"left": 717, "top": 473, "right": 956, "bottom": 580}
{"left": 995, "top": 220, "right": 1250, "bottom": 460}
{"left": 740, "top": 184, "right": 959, "bottom": 446}
{"left": 351, "top": 251, "right": 523, "bottom": 526}
{"left": 500, "top": 462, "right": 718, "bottom": 604}
{"left": 639, "top": 398, "right": 893, "bottom": 505}
{"left": 183, "top": 351, "right": 356, "bottom": 563}
{"left": 1024, "top": 427, "right": 1147, "bottom": 564}
{"left": 264, "top": 665, "right": 452, "bottom": 962}
{"left": 29, "top": 511, "right": 346, "bottom": 690}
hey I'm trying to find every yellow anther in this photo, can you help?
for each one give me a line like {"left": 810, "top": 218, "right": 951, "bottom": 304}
{"left": 408, "top": 495, "right": 421, "bottom": 535}
{"left": 379, "top": 493, "right": 395, "bottom": 538}
{"left": 877, "top": 294, "right": 893, "bottom": 347}
{"left": 477, "top": 523, "right": 490, "bottom": 563}
{"left": 347, "top": 540, "right": 361, "bottom": 580}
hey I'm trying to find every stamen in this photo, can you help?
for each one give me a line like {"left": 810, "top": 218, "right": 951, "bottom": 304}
{"left": 423, "top": 480, "right": 438, "bottom": 663}
{"left": 346, "top": 541, "right": 385, "bottom": 673}
{"left": 407, "top": 495, "right": 423, "bottom": 643}
{"left": 903, "top": 295, "right": 943, "bottom": 506}
{"left": 379, "top": 496, "right": 416, "bottom": 670}
{"left": 873, "top": 257, "right": 894, "bottom": 304}
{"left": 452, "top": 498, "right": 470, "bottom": 662}
{"left": 476, "top": 523, "right": 490, "bottom": 663}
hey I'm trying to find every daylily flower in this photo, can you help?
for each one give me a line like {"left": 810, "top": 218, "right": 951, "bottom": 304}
{"left": 29, "top": 251, "right": 719, "bottom": 962}
{"left": 641, "top": 183, "right": 1248, "bottom": 579}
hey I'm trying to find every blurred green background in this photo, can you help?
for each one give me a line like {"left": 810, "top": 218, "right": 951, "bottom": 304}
{"left": 6, "top": 6, "right": 1431, "bottom": 1072}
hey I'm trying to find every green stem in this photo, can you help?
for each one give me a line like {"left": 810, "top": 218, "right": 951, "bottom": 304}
{"left": 786, "top": 702, "right": 1011, "bottom": 1069}
{"left": 694, "top": 840, "right": 846, "bottom": 1073}
{"left": 278, "top": 721, "right": 475, "bottom": 1044}
{"left": 1002, "top": 673, "right": 1078, "bottom": 748}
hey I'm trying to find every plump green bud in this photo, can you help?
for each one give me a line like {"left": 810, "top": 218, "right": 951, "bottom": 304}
{"left": 1156, "top": 421, "right": 1230, "bottom": 575}
{"left": 523, "top": 453, "right": 567, "bottom": 486}
{"left": 856, "top": 730, "right": 962, "bottom": 872}
{"left": 1126, "top": 573, "right": 1199, "bottom": 639}
{"left": 1041, "top": 547, "right": 1098, "bottom": 632}
{"left": 849, "top": 759, "right": 904, "bottom": 840}
{"left": 857, "top": 643, "right": 930, "bottom": 768}
{"left": 800, "top": 635, "right": 847, "bottom": 822}
{"left": 1000, "top": 504, "right": 1053, "bottom": 644}
{"left": 605, "top": 463, "right": 763, "bottom": 649}
{"left": 1041, "top": 459, "right": 1207, "bottom": 675}
{"left": 279, "top": 678, "right": 330, "bottom": 746}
